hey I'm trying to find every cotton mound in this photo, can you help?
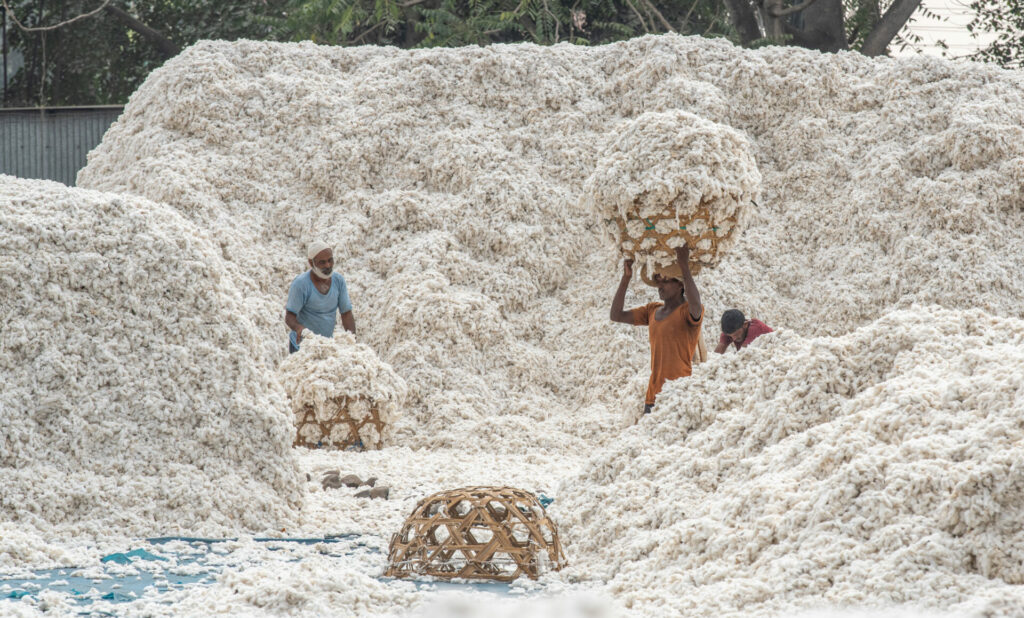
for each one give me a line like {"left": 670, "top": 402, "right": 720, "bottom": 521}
{"left": 554, "top": 305, "right": 1024, "bottom": 616}
{"left": 76, "top": 36, "right": 1024, "bottom": 457}
{"left": 71, "top": 34, "right": 1024, "bottom": 614}
{"left": 0, "top": 175, "right": 302, "bottom": 542}
{"left": 582, "top": 110, "right": 760, "bottom": 276}
{"left": 278, "top": 330, "right": 407, "bottom": 448}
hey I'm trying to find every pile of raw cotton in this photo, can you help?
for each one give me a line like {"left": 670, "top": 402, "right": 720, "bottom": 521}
{"left": 0, "top": 175, "right": 302, "bottom": 546}
{"left": 63, "top": 31, "right": 1024, "bottom": 615}
{"left": 278, "top": 330, "right": 407, "bottom": 448}
{"left": 581, "top": 110, "right": 761, "bottom": 276}
{"left": 76, "top": 35, "right": 1024, "bottom": 458}
{"left": 554, "top": 305, "right": 1024, "bottom": 616}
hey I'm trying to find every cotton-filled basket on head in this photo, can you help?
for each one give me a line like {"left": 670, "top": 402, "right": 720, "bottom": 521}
{"left": 582, "top": 110, "right": 761, "bottom": 285}
{"left": 278, "top": 331, "right": 407, "bottom": 450}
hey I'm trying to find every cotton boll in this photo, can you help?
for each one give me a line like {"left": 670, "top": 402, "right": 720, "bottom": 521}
{"left": 654, "top": 218, "right": 675, "bottom": 235}
{"left": 291, "top": 420, "right": 317, "bottom": 444}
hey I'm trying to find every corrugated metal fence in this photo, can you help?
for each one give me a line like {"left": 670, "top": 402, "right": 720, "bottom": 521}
{"left": 0, "top": 105, "right": 123, "bottom": 186}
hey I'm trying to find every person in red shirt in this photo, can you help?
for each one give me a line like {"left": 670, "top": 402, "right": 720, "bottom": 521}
{"left": 610, "top": 244, "right": 703, "bottom": 416}
{"left": 715, "top": 309, "right": 772, "bottom": 353}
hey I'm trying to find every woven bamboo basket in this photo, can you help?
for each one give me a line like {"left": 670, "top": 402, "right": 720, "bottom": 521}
{"left": 611, "top": 198, "right": 736, "bottom": 286}
{"left": 385, "top": 486, "right": 567, "bottom": 582}
{"left": 293, "top": 395, "right": 385, "bottom": 450}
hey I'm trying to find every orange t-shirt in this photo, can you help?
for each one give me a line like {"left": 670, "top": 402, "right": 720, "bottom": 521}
{"left": 630, "top": 302, "right": 704, "bottom": 405}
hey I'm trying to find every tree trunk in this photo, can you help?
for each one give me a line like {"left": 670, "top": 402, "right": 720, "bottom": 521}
{"left": 51, "top": 0, "right": 67, "bottom": 104}
{"left": 784, "top": 0, "right": 846, "bottom": 52}
{"left": 722, "top": 0, "right": 760, "bottom": 45}
{"left": 860, "top": 0, "right": 921, "bottom": 56}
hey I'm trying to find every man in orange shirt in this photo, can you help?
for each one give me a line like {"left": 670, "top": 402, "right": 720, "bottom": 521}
{"left": 610, "top": 244, "right": 703, "bottom": 415}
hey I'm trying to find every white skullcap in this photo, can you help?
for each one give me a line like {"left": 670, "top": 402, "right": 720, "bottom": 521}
{"left": 307, "top": 241, "right": 332, "bottom": 261}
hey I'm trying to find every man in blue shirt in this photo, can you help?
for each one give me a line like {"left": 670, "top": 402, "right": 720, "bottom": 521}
{"left": 285, "top": 242, "right": 356, "bottom": 353}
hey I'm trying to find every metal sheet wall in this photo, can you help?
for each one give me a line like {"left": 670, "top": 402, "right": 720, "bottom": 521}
{"left": 0, "top": 106, "right": 123, "bottom": 186}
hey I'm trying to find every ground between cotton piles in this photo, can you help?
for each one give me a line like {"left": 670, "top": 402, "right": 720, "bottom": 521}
{"left": 2, "top": 33, "right": 1024, "bottom": 616}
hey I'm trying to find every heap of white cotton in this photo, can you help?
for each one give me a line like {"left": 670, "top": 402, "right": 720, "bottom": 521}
{"left": 0, "top": 175, "right": 302, "bottom": 549}
{"left": 278, "top": 330, "right": 408, "bottom": 447}
{"left": 66, "top": 32, "right": 1024, "bottom": 615}
{"left": 76, "top": 35, "right": 1024, "bottom": 457}
{"left": 555, "top": 306, "right": 1024, "bottom": 616}
{"left": 581, "top": 110, "right": 760, "bottom": 275}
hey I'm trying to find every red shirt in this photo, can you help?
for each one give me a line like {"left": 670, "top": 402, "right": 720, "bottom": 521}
{"left": 719, "top": 318, "right": 772, "bottom": 351}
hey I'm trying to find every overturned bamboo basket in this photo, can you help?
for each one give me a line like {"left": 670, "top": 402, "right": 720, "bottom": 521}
{"left": 611, "top": 198, "right": 737, "bottom": 286}
{"left": 385, "top": 486, "right": 567, "bottom": 582}
{"left": 293, "top": 395, "right": 385, "bottom": 450}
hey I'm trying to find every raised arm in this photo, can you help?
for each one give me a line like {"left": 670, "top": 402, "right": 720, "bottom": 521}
{"left": 676, "top": 245, "right": 702, "bottom": 321}
{"left": 609, "top": 258, "right": 635, "bottom": 324}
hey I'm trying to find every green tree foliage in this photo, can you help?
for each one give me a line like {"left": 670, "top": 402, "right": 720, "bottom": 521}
{"left": 3, "top": 0, "right": 1019, "bottom": 107}
{"left": 2, "top": 0, "right": 286, "bottom": 106}
{"left": 967, "top": 0, "right": 1024, "bottom": 67}
{"left": 274, "top": 0, "right": 733, "bottom": 48}
{"left": 2, "top": 0, "right": 731, "bottom": 106}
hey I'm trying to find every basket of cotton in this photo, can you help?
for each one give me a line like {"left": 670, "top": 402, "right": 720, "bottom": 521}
{"left": 278, "top": 331, "right": 407, "bottom": 450}
{"left": 385, "top": 486, "right": 566, "bottom": 582}
{"left": 583, "top": 110, "right": 761, "bottom": 285}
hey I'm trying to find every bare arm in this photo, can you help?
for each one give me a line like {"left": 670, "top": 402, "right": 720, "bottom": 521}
{"left": 610, "top": 259, "right": 635, "bottom": 324}
{"left": 285, "top": 310, "right": 305, "bottom": 343}
{"left": 676, "top": 245, "right": 702, "bottom": 321}
{"left": 340, "top": 310, "right": 356, "bottom": 335}
{"left": 714, "top": 337, "right": 729, "bottom": 354}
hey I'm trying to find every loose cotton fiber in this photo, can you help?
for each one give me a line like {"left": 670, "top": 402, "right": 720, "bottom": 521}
{"left": 278, "top": 330, "right": 407, "bottom": 448}
{"left": 0, "top": 175, "right": 302, "bottom": 542}
{"left": 61, "top": 32, "right": 1024, "bottom": 616}
{"left": 554, "top": 306, "right": 1024, "bottom": 616}
{"left": 77, "top": 37, "right": 1024, "bottom": 455}
{"left": 582, "top": 110, "right": 760, "bottom": 277}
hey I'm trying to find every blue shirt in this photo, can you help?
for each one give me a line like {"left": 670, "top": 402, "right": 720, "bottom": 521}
{"left": 285, "top": 271, "right": 352, "bottom": 347}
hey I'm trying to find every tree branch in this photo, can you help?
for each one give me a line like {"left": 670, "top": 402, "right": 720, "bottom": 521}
{"left": 104, "top": 4, "right": 180, "bottom": 57}
{"left": 624, "top": 0, "right": 651, "bottom": 33}
{"left": 350, "top": 20, "right": 386, "bottom": 44}
{"left": 768, "top": 0, "right": 818, "bottom": 18}
{"left": 681, "top": 0, "right": 702, "bottom": 28}
{"left": 638, "top": 0, "right": 675, "bottom": 32}
{"left": 0, "top": 0, "right": 111, "bottom": 32}
{"left": 860, "top": 0, "right": 921, "bottom": 56}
